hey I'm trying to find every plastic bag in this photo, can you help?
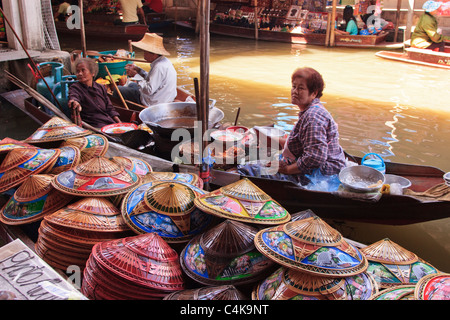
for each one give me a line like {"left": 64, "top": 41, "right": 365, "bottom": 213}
{"left": 303, "top": 168, "right": 341, "bottom": 192}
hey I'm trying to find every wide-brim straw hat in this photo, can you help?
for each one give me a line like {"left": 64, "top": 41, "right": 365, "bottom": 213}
{"left": 131, "top": 33, "right": 170, "bottom": 56}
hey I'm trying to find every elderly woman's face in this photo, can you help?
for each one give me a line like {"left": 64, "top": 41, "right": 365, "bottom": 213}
{"left": 75, "top": 62, "right": 94, "bottom": 85}
{"left": 291, "top": 77, "right": 317, "bottom": 110}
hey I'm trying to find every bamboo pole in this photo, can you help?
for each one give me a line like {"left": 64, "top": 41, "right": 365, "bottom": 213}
{"left": 330, "top": 0, "right": 337, "bottom": 47}
{"left": 254, "top": 0, "right": 259, "bottom": 40}
{"left": 79, "top": 0, "right": 87, "bottom": 57}
{"left": 394, "top": 0, "right": 402, "bottom": 43}
{"left": 325, "top": 12, "right": 331, "bottom": 46}
{"left": 104, "top": 66, "right": 129, "bottom": 110}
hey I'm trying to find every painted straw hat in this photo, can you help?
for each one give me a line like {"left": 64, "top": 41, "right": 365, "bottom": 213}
{"left": 360, "top": 238, "right": 438, "bottom": 288}
{"left": 0, "top": 174, "right": 73, "bottom": 225}
{"left": 141, "top": 171, "right": 203, "bottom": 189}
{"left": 60, "top": 134, "right": 109, "bottom": 163}
{"left": 163, "top": 285, "right": 247, "bottom": 300}
{"left": 253, "top": 266, "right": 378, "bottom": 301}
{"left": 370, "top": 285, "right": 416, "bottom": 300}
{"left": 254, "top": 216, "right": 368, "bottom": 277}
{"left": 81, "top": 233, "right": 185, "bottom": 299}
{"left": 51, "top": 156, "right": 141, "bottom": 197}
{"left": 0, "top": 148, "right": 61, "bottom": 193}
{"left": 121, "top": 180, "right": 212, "bottom": 243}
{"left": 0, "top": 137, "right": 35, "bottom": 155}
{"left": 24, "top": 116, "right": 91, "bottom": 143}
{"left": 180, "top": 219, "right": 276, "bottom": 286}
{"left": 131, "top": 33, "right": 170, "bottom": 56}
{"left": 47, "top": 146, "right": 81, "bottom": 175}
{"left": 414, "top": 272, "right": 450, "bottom": 300}
{"left": 194, "top": 178, "right": 290, "bottom": 225}
{"left": 110, "top": 156, "right": 152, "bottom": 176}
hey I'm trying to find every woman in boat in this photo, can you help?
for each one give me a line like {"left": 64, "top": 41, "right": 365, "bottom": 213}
{"left": 336, "top": 5, "right": 359, "bottom": 35}
{"left": 68, "top": 58, "right": 122, "bottom": 129}
{"left": 238, "top": 67, "right": 346, "bottom": 187}
{"left": 411, "top": 1, "right": 450, "bottom": 52}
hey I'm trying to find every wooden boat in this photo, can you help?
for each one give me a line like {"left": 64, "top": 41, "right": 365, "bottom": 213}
{"left": 1, "top": 89, "right": 449, "bottom": 226}
{"left": 375, "top": 45, "right": 450, "bottom": 69}
{"left": 174, "top": 20, "right": 402, "bottom": 48}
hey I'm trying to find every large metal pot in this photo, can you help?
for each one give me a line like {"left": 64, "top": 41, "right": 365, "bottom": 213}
{"left": 139, "top": 102, "right": 224, "bottom": 138}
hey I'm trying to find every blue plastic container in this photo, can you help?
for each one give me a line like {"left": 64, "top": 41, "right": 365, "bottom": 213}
{"left": 53, "top": 75, "right": 78, "bottom": 117}
{"left": 36, "top": 62, "right": 64, "bottom": 103}
{"left": 361, "top": 153, "right": 386, "bottom": 174}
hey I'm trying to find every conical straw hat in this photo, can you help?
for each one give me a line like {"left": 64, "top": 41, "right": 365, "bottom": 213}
{"left": 0, "top": 174, "right": 73, "bottom": 225}
{"left": 414, "top": 272, "right": 450, "bottom": 300}
{"left": 194, "top": 178, "right": 290, "bottom": 225}
{"left": 0, "top": 148, "right": 61, "bottom": 193}
{"left": 61, "top": 134, "right": 109, "bottom": 163}
{"left": 163, "top": 285, "right": 247, "bottom": 300}
{"left": 253, "top": 266, "right": 378, "bottom": 300}
{"left": 131, "top": 33, "right": 170, "bottom": 56}
{"left": 180, "top": 219, "right": 275, "bottom": 286}
{"left": 51, "top": 156, "right": 141, "bottom": 197}
{"left": 360, "top": 238, "right": 438, "bottom": 288}
{"left": 141, "top": 171, "right": 203, "bottom": 189}
{"left": 0, "top": 137, "right": 35, "bottom": 155}
{"left": 121, "top": 180, "right": 212, "bottom": 243}
{"left": 48, "top": 146, "right": 81, "bottom": 175}
{"left": 45, "top": 197, "right": 130, "bottom": 232}
{"left": 370, "top": 285, "right": 416, "bottom": 300}
{"left": 254, "top": 216, "right": 368, "bottom": 277}
{"left": 110, "top": 156, "right": 152, "bottom": 176}
{"left": 24, "top": 116, "right": 91, "bottom": 143}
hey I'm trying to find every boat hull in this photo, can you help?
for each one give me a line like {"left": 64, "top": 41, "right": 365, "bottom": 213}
{"left": 375, "top": 47, "right": 450, "bottom": 69}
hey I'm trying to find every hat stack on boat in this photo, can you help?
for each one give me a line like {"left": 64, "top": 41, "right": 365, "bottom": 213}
{"left": 23, "top": 117, "right": 91, "bottom": 144}
{"left": 0, "top": 137, "right": 36, "bottom": 166}
{"left": 252, "top": 215, "right": 378, "bottom": 300}
{"left": 35, "top": 197, "right": 134, "bottom": 271}
{"left": 48, "top": 146, "right": 81, "bottom": 174}
{"left": 81, "top": 232, "right": 185, "bottom": 300}
{"left": 360, "top": 238, "right": 439, "bottom": 288}
{"left": 0, "top": 147, "right": 61, "bottom": 193}
{"left": 194, "top": 178, "right": 291, "bottom": 225}
{"left": 0, "top": 174, "right": 73, "bottom": 225}
{"left": 163, "top": 285, "right": 247, "bottom": 300}
{"left": 121, "top": 180, "right": 213, "bottom": 244}
{"left": 60, "top": 134, "right": 109, "bottom": 163}
{"left": 180, "top": 219, "right": 276, "bottom": 286}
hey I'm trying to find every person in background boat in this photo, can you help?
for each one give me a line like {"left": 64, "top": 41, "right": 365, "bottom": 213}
{"left": 113, "top": 33, "right": 177, "bottom": 107}
{"left": 68, "top": 58, "right": 122, "bottom": 129}
{"left": 335, "top": 5, "right": 359, "bottom": 35}
{"left": 114, "top": 0, "right": 147, "bottom": 26}
{"left": 411, "top": 1, "right": 450, "bottom": 52}
{"left": 54, "top": 0, "right": 71, "bottom": 22}
{"left": 238, "top": 67, "right": 346, "bottom": 187}
{"left": 142, "top": 0, "right": 163, "bottom": 14}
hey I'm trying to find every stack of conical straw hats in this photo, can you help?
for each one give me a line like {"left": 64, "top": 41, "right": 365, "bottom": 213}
{"left": 35, "top": 197, "right": 134, "bottom": 271}
{"left": 81, "top": 232, "right": 185, "bottom": 300}
{"left": 24, "top": 116, "right": 91, "bottom": 143}
{"left": 164, "top": 285, "right": 247, "bottom": 300}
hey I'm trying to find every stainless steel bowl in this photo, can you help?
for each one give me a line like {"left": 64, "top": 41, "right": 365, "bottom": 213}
{"left": 385, "top": 174, "right": 412, "bottom": 189}
{"left": 339, "top": 165, "right": 385, "bottom": 193}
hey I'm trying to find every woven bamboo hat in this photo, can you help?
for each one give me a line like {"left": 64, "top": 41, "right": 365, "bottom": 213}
{"left": 360, "top": 238, "right": 438, "bottom": 288}
{"left": 194, "top": 178, "right": 290, "bottom": 225}
{"left": 0, "top": 174, "right": 73, "bottom": 225}
{"left": 163, "top": 285, "right": 247, "bottom": 300}
{"left": 414, "top": 272, "right": 450, "bottom": 300}
{"left": 51, "top": 156, "right": 141, "bottom": 197}
{"left": 24, "top": 117, "right": 91, "bottom": 143}
{"left": 370, "top": 285, "right": 416, "bottom": 300}
{"left": 180, "top": 219, "right": 275, "bottom": 286}
{"left": 141, "top": 171, "right": 203, "bottom": 189}
{"left": 0, "top": 148, "right": 61, "bottom": 193}
{"left": 121, "top": 180, "right": 212, "bottom": 243}
{"left": 110, "top": 156, "right": 152, "bottom": 176}
{"left": 253, "top": 266, "right": 378, "bottom": 300}
{"left": 60, "top": 134, "right": 109, "bottom": 163}
{"left": 131, "top": 33, "right": 170, "bottom": 56}
{"left": 48, "top": 146, "right": 81, "bottom": 175}
{"left": 254, "top": 216, "right": 368, "bottom": 277}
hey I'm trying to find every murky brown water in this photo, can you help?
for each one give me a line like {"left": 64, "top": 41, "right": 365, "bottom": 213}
{"left": 3, "top": 27, "right": 449, "bottom": 271}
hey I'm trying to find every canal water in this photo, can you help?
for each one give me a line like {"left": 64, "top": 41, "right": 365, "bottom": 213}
{"left": 2, "top": 26, "right": 450, "bottom": 271}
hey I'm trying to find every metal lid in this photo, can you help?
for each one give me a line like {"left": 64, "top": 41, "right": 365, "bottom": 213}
{"left": 194, "top": 178, "right": 290, "bottom": 225}
{"left": 254, "top": 216, "right": 368, "bottom": 277}
{"left": 51, "top": 156, "right": 141, "bottom": 197}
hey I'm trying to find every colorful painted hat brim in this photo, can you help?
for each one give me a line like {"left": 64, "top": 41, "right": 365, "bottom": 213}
{"left": 414, "top": 272, "right": 450, "bottom": 300}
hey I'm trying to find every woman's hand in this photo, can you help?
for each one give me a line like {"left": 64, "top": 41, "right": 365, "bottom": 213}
{"left": 68, "top": 99, "right": 82, "bottom": 112}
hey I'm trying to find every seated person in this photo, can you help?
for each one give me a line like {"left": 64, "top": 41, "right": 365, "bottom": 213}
{"left": 68, "top": 58, "right": 122, "bottom": 129}
{"left": 335, "top": 5, "right": 359, "bottom": 35}
{"left": 54, "top": 0, "right": 71, "bottom": 22}
{"left": 113, "top": 33, "right": 177, "bottom": 107}
{"left": 411, "top": 1, "right": 450, "bottom": 52}
{"left": 238, "top": 67, "right": 346, "bottom": 186}
{"left": 142, "top": 0, "right": 163, "bottom": 14}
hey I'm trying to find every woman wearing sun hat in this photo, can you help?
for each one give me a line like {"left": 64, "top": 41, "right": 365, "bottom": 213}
{"left": 411, "top": 1, "right": 450, "bottom": 52}
{"left": 114, "top": 33, "right": 177, "bottom": 106}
